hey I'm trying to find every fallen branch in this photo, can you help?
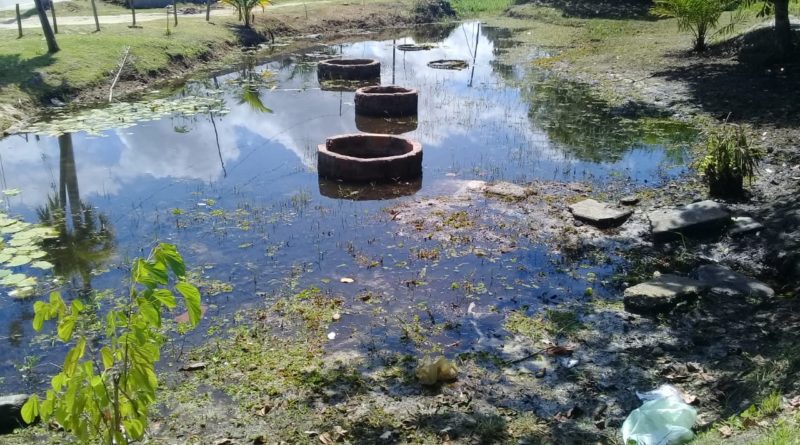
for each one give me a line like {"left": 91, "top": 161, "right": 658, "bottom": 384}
{"left": 109, "top": 46, "right": 131, "bottom": 103}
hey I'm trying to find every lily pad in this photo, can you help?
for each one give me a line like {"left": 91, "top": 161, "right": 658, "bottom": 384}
{"left": 31, "top": 261, "right": 54, "bottom": 270}
{"left": 5, "top": 255, "right": 31, "bottom": 267}
{"left": 1, "top": 273, "right": 27, "bottom": 286}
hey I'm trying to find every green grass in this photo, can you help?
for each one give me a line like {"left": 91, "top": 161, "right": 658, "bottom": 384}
{"left": 0, "top": 17, "right": 236, "bottom": 110}
{"left": 451, "top": 0, "right": 513, "bottom": 16}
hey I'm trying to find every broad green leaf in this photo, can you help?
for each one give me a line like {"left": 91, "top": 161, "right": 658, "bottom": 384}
{"left": 154, "top": 243, "right": 185, "bottom": 278}
{"left": 175, "top": 282, "right": 202, "bottom": 328}
{"left": 152, "top": 289, "right": 177, "bottom": 309}
{"left": 57, "top": 316, "right": 76, "bottom": 342}
{"left": 51, "top": 373, "right": 66, "bottom": 392}
{"left": 137, "top": 299, "right": 161, "bottom": 327}
{"left": 20, "top": 395, "right": 39, "bottom": 424}
{"left": 100, "top": 347, "right": 114, "bottom": 370}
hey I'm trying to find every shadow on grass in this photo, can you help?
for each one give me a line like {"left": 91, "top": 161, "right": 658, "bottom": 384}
{"left": 514, "top": 0, "right": 655, "bottom": 20}
{"left": 0, "top": 53, "right": 56, "bottom": 90}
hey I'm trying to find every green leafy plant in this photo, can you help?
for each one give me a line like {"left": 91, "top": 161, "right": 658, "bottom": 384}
{"left": 651, "top": 0, "right": 741, "bottom": 51}
{"left": 21, "top": 243, "right": 202, "bottom": 445}
{"left": 222, "top": 0, "right": 270, "bottom": 28}
{"left": 695, "top": 122, "right": 763, "bottom": 197}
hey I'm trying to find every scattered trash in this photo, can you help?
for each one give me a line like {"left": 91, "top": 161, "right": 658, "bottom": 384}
{"left": 621, "top": 384, "right": 697, "bottom": 445}
{"left": 327, "top": 332, "right": 337, "bottom": 340}
{"left": 340, "top": 277, "right": 355, "bottom": 284}
{"left": 415, "top": 356, "right": 458, "bottom": 385}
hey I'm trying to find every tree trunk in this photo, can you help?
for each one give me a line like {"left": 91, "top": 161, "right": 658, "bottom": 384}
{"left": 33, "top": 0, "right": 59, "bottom": 53}
{"left": 774, "top": 0, "right": 793, "bottom": 58}
{"left": 90, "top": 0, "right": 100, "bottom": 31}
{"left": 50, "top": 0, "right": 58, "bottom": 34}
{"left": 130, "top": 0, "right": 136, "bottom": 26}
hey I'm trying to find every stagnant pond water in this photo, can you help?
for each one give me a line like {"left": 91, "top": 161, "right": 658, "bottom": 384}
{"left": 0, "top": 22, "right": 695, "bottom": 392}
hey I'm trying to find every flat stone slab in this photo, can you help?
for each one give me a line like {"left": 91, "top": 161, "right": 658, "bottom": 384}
{"left": 648, "top": 200, "right": 730, "bottom": 238}
{"left": 484, "top": 182, "right": 531, "bottom": 201}
{"left": 0, "top": 394, "right": 29, "bottom": 434}
{"left": 569, "top": 199, "right": 633, "bottom": 228}
{"left": 728, "top": 216, "right": 764, "bottom": 237}
{"left": 695, "top": 264, "right": 774, "bottom": 300}
{"left": 623, "top": 274, "right": 706, "bottom": 314}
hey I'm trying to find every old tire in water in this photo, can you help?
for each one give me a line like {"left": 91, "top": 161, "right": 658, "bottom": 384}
{"left": 355, "top": 85, "right": 418, "bottom": 117}
{"left": 318, "top": 134, "right": 423, "bottom": 182}
{"left": 317, "top": 58, "right": 381, "bottom": 81}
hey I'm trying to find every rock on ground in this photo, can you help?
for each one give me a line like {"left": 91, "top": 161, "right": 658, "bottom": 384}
{"left": 568, "top": 199, "right": 632, "bottom": 228}
{"left": 623, "top": 274, "right": 706, "bottom": 314}
{"left": 483, "top": 182, "right": 532, "bottom": 201}
{"left": 648, "top": 200, "right": 730, "bottom": 239}
{"left": 0, "top": 394, "right": 30, "bottom": 434}
{"left": 728, "top": 216, "right": 764, "bottom": 237}
{"left": 695, "top": 264, "right": 775, "bottom": 300}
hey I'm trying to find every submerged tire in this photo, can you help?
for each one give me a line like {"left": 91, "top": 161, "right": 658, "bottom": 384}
{"left": 318, "top": 134, "right": 423, "bottom": 182}
{"left": 354, "top": 85, "right": 419, "bottom": 118}
{"left": 317, "top": 58, "right": 381, "bottom": 81}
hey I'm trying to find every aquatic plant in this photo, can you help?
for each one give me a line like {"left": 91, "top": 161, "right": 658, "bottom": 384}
{"left": 695, "top": 122, "right": 762, "bottom": 197}
{"left": 25, "top": 95, "right": 229, "bottom": 137}
{"left": 21, "top": 243, "right": 202, "bottom": 445}
{"left": 0, "top": 211, "right": 58, "bottom": 298}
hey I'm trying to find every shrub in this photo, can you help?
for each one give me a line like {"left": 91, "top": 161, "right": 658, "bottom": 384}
{"left": 411, "top": 0, "right": 456, "bottom": 23}
{"left": 651, "top": 0, "right": 739, "bottom": 51}
{"left": 695, "top": 123, "right": 763, "bottom": 197}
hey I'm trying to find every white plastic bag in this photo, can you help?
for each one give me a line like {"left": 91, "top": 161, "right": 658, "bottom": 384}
{"left": 621, "top": 385, "right": 697, "bottom": 445}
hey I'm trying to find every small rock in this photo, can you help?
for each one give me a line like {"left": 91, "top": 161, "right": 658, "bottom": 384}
{"left": 484, "top": 182, "right": 531, "bottom": 201}
{"left": 179, "top": 362, "right": 207, "bottom": 372}
{"left": 0, "top": 394, "right": 30, "bottom": 434}
{"left": 623, "top": 274, "right": 706, "bottom": 314}
{"left": 648, "top": 200, "right": 730, "bottom": 239}
{"left": 379, "top": 431, "right": 394, "bottom": 440}
{"left": 568, "top": 199, "right": 633, "bottom": 228}
{"left": 695, "top": 264, "right": 774, "bottom": 300}
{"left": 728, "top": 216, "right": 764, "bottom": 236}
{"left": 620, "top": 195, "right": 640, "bottom": 206}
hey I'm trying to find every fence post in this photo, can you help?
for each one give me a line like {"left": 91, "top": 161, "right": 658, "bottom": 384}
{"left": 16, "top": 4, "right": 23, "bottom": 38}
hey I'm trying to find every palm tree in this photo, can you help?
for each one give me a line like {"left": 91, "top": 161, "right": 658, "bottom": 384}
{"left": 37, "top": 133, "right": 115, "bottom": 297}
{"left": 33, "top": 0, "right": 58, "bottom": 53}
{"left": 222, "top": 0, "right": 270, "bottom": 28}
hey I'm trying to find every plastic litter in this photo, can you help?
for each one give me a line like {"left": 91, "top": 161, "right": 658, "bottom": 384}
{"left": 621, "top": 384, "right": 697, "bottom": 445}
{"left": 415, "top": 356, "right": 458, "bottom": 385}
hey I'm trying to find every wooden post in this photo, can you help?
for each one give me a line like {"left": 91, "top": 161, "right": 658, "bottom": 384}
{"left": 172, "top": 0, "right": 177, "bottom": 26}
{"left": 16, "top": 4, "right": 23, "bottom": 38}
{"left": 90, "top": 0, "right": 100, "bottom": 31}
{"left": 205, "top": 0, "right": 210, "bottom": 21}
{"left": 50, "top": 0, "right": 58, "bottom": 34}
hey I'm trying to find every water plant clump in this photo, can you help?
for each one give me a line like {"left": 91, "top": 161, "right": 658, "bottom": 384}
{"left": 24, "top": 95, "right": 230, "bottom": 137}
{"left": 694, "top": 122, "right": 763, "bottom": 197}
{"left": 0, "top": 211, "right": 58, "bottom": 297}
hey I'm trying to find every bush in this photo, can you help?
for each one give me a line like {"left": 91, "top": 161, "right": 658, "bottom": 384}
{"left": 695, "top": 123, "right": 763, "bottom": 197}
{"left": 411, "top": 0, "right": 456, "bottom": 23}
{"left": 651, "top": 0, "right": 739, "bottom": 51}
